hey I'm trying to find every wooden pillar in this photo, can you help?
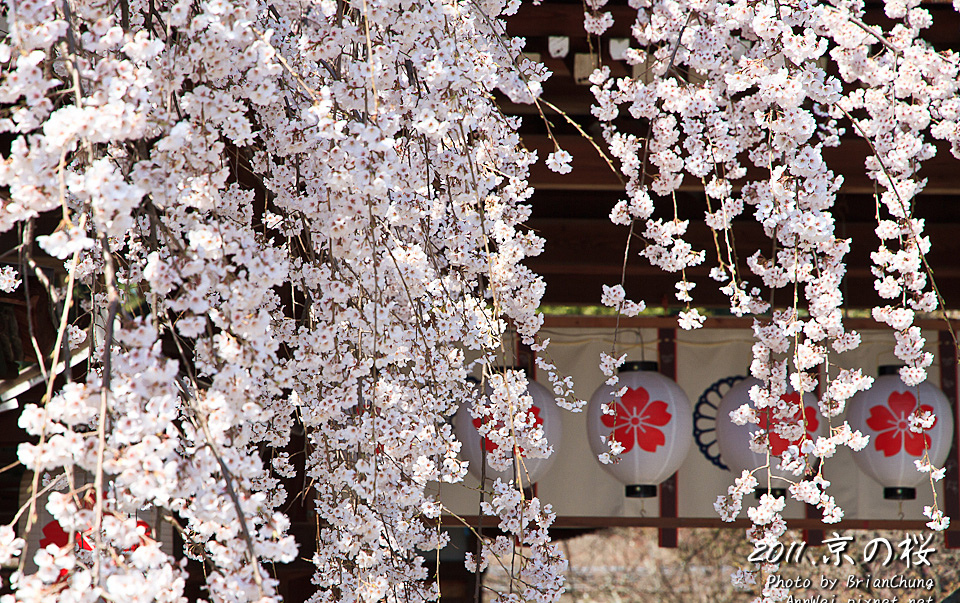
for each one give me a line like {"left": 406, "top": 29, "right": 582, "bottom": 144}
{"left": 516, "top": 335, "right": 536, "bottom": 379}
{"left": 940, "top": 330, "right": 959, "bottom": 548}
{"left": 658, "top": 328, "right": 678, "bottom": 548}
{"left": 516, "top": 335, "right": 537, "bottom": 500}
{"left": 803, "top": 364, "right": 824, "bottom": 546}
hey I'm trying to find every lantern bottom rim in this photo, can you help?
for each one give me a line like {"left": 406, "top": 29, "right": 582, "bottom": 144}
{"left": 625, "top": 484, "right": 658, "bottom": 498}
{"left": 883, "top": 487, "right": 916, "bottom": 500}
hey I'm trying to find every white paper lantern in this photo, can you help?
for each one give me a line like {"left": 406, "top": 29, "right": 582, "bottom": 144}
{"left": 846, "top": 365, "right": 955, "bottom": 499}
{"left": 454, "top": 372, "right": 561, "bottom": 489}
{"left": 17, "top": 469, "right": 175, "bottom": 572}
{"left": 586, "top": 361, "right": 693, "bottom": 497}
{"left": 715, "top": 377, "right": 824, "bottom": 484}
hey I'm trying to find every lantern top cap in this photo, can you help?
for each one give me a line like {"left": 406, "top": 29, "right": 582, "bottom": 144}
{"left": 878, "top": 364, "right": 904, "bottom": 376}
{"left": 620, "top": 360, "right": 659, "bottom": 373}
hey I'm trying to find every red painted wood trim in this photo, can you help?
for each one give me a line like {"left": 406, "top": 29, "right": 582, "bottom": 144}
{"left": 437, "top": 515, "right": 940, "bottom": 530}
{"left": 940, "top": 330, "right": 960, "bottom": 548}
{"left": 658, "top": 328, "right": 678, "bottom": 548}
{"left": 804, "top": 364, "right": 824, "bottom": 546}
{"left": 518, "top": 336, "right": 537, "bottom": 500}
{"left": 540, "top": 314, "right": 960, "bottom": 331}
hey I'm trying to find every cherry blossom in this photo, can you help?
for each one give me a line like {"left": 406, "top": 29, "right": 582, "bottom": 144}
{"left": 756, "top": 394, "right": 819, "bottom": 457}
{"left": 545, "top": 149, "right": 573, "bottom": 174}
{"left": 2, "top": 0, "right": 570, "bottom": 600}
{"left": 473, "top": 404, "right": 544, "bottom": 454}
{"left": 589, "top": 0, "right": 960, "bottom": 598}
{"left": 4, "top": 0, "right": 960, "bottom": 601}
{"left": 0, "top": 266, "right": 20, "bottom": 292}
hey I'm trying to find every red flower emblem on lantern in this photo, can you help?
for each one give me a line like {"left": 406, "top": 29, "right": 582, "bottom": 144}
{"left": 473, "top": 406, "right": 543, "bottom": 454}
{"left": 758, "top": 393, "right": 820, "bottom": 456}
{"left": 866, "top": 391, "right": 935, "bottom": 457}
{"left": 601, "top": 386, "right": 672, "bottom": 453}
{"left": 39, "top": 520, "right": 89, "bottom": 550}
{"left": 39, "top": 518, "right": 151, "bottom": 553}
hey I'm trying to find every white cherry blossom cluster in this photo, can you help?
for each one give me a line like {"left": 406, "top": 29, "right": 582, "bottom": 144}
{"left": 588, "top": 0, "right": 960, "bottom": 599}
{"left": 2, "top": 0, "right": 571, "bottom": 600}
{"left": 0, "top": 266, "right": 21, "bottom": 292}
{"left": 470, "top": 370, "right": 554, "bottom": 472}
{"left": 468, "top": 480, "right": 567, "bottom": 603}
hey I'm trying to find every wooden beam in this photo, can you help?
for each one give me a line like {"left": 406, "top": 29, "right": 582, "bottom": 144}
{"left": 523, "top": 134, "right": 960, "bottom": 195}
{"left": 541, "top": 314, "right": 960, "bottom": 331}
{"left": 527, "top": 218, "right": 960, "bottom": 307}
{"left": 506, "top": 4, "right": 637, "bottom": 38}
{"left": 505, "top": 3, "right": 960, "bottom": 46}
{"left": 942, "top": 330, "right": 960, "bottom": 548}
{"left": 439, "top": 515, "right": 938, "bottom": 530}
{"left": 530, "top": 188, "right": 960, "bottom": 224}
{"left": 527, "top": 219, "right": 960, "bottom": 275}
{"left": 524, "top": 134, "right": 622, "bottom": 190}
{"left": 657, "top": 328, "right": 678, "bottom": 548}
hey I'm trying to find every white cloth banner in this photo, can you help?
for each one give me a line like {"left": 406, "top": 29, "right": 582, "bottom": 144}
{"left": 438, "top": 327, "right": 949, "bottom": 521}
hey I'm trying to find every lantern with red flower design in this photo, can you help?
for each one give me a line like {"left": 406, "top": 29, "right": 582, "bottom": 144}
{"left": 16, "top": 469, "right": 175, "bottom": 575}
{"left": 715, "top": 377, "right": 824, "bottom": 493}
{"left": 454, "top": 370, "right": 562, "bottom": 489}
{"left": 846, "top": 365, "right": 955, "bottom": 500}
{"left": 586, "top": 361, "right": 693, "bottom": 498}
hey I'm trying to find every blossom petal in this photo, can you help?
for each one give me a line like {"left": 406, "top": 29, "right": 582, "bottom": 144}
{"left": 610, "top": 424, "right": 636, "bottom": 454}
{"left": 866, "top": 404, "right": 896, "bottom": 432}
{"left": 621, "top": 387, "right": 649, "bottom": 410}
{"left": 601, "top": 405, "right": 619, "bottom": 429}
{"left": 768, "top": 432, "right": 790, "bottom": 456}
{"left": 903, "top": 431, "right": 931, "bottom": 457}
{"left": 873, "top": 428, "right": 902, "bottom": 457}
{"left": 639, "top": 399, "right": 671, "bottom": 426}
{"left": 780, "top": 392, "right": 801, "bottom": 406}
{"left": 887, "top": 390, "right": 917, "bottom": 419}
{"left": 39, "top": 521, "right": 69, "bottom": 549}
{"left": 802, "top": 405, "right": 819, "bottom": 433}
{"left": 635, "top": 423, "right": 665, "bottom": 453}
